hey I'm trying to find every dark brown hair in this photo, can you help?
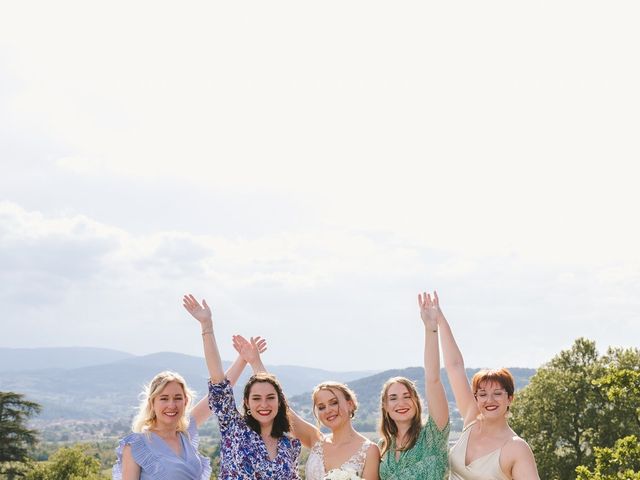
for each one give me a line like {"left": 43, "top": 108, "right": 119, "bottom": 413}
{"left": 242, "top": 372, "right": 291, "bottom": 438}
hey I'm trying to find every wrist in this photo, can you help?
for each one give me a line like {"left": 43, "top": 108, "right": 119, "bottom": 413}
{"left": 201, "top": 324, "right": 214, "bottom": 335}
{"left": 200, "top": 320, "right": 213, "bottom": 331}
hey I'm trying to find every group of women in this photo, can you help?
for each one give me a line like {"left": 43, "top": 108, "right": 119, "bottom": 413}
{"left": 113, "top": 291, "right": 540, "bottom": 480}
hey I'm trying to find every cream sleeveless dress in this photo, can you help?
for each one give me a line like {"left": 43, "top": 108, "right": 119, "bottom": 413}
{"left": 449, "top": 422, "right": 509, "bottom": 480}
{"left": 305, "top": 437, "right": 373, "bottom": 480}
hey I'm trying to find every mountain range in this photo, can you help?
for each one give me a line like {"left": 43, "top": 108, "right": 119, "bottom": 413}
{"left": 0, "top": 347, "right": 536, "bottom": 432}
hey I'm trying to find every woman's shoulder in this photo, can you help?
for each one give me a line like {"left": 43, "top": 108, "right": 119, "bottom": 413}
{"left": 503, "top": 434, "right": 534, "bottom": 454}
{"left": 117, "top": 431, "right": 148, "bottom": 449}
{"left": 113, "top": 431, "right": 158, "bottom": 478}
{"left": 354, "top": 435, "right": 379, "bottom": 459}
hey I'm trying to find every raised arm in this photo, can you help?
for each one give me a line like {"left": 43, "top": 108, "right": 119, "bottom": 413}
{"left": 190, "top": 337, "right": 267, "bottom": 425}
{"left": 288, "top": 407, "right": 322, "bottom": 449}
{"left": 434, "top": 291, "right": 478, "bottom": 426}
{"left": 232, "top": 335, "right": 268, "bottom": 374}
{"left": 183, "top": 294, "right": 225, "bottom": 383}
{"left": 418, "top": 291, "right": 449, "bottom": 430}
{"left": 232, "top": 335, "right": 322, "bottom": 447}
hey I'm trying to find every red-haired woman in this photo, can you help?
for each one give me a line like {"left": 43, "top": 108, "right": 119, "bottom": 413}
{"left": 435, "top": 292, "right": 540, "bottom": 480}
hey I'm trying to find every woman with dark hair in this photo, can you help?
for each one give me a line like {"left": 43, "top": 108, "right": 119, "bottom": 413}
{"left": 113, "top": 303, "right": 266, "bottom": 480}
{"left": 435, "top": 291, "right": 540, "bottom": 480}
{"left": 377, "top": 291, "right": 449, "bottom": 480}
{"left": 183, "top": 294, "right": 301, "bottom": 480}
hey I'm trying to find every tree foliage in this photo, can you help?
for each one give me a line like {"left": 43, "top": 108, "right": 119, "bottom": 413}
{"left": 0, "top": 392, "right": 41, "bottom": 476}
{"left": 24, "top": 445, "right": 104, "bottom": 480}
{"left": 511, "top": 338, "right": 640, "bottom": 480}
{"left": 575, "top": 435, "right": 640, "bottom": 480}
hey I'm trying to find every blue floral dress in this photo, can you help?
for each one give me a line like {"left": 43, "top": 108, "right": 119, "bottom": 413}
{"left": 112, "top": 416, "right": 211, "bottom": 480}
{"left": 208, "top": 378, "right": 301, "bottom": 480}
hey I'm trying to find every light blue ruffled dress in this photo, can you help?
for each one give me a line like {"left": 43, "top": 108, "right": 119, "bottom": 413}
{"left": 112, "top": 416, "right": 211, "bottom": 480}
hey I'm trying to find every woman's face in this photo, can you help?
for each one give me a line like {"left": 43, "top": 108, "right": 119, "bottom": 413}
{"left": 246, "top": 381, "right": 279, "bottom": 427}
{"left": 314, "top": 388, "right": 353, "bottom": 430}
{"left": 475, "top": 381, "right": 512, "bottom": 418}
{"left": 384, "top": 382, "right": 417, "bottom": 424}
{"left": 152, "top": 381, "right": 186, "bottom": 428}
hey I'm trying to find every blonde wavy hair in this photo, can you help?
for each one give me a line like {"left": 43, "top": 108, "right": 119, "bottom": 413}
{"left": 131, "top": 371, "right": 196, "bottom": 433}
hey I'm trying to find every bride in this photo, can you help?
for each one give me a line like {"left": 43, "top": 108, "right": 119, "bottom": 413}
{"left": 291, "top": 381, "right": 380, "bottom": 480}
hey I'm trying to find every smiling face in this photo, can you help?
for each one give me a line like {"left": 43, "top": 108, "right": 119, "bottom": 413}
{"left": 245, "top": 381, "right": 279, "bottom": 427}
{"left": 313, "top": 387, "right": 354, "bottom": 430}
{"left": 474, "top": 380, "right": 513, "bottom": 418}
{"left": 384, "top": 381, "right": 419, "bottom": 424}
{"left": 152, "top": 381, "right": 186, "bottom": 428}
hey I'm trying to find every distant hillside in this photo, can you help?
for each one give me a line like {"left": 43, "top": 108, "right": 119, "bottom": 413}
{"left": 0, "top": 348, "right": 535, "bottom": 431}
{"left": 0, "top": 347, "right": 134, "bottom": 372}
{"left": 0, "top": 348, "right": 374, "bottom": 421}
{"left": 289, "top": 366, "right": 536, "bottom": 432}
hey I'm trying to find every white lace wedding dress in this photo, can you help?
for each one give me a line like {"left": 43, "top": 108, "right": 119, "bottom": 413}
{"left": 305, "top": 438, "right": 373, "bottom": 480}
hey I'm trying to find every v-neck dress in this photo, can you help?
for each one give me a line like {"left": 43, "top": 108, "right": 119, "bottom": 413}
{"left": 449, "top": 422, "right": 509, "bottom": 480}
{"left": 208, "top": 378, "right": 301, "bottom": 480}
{"left": 305, "top": 437, "right": 374, "bottom": 480}
{"left": 112, "top": 416, "right": 211, "bottom": 480}
{"left": 379, "top": 416, "right": 450, "bottom": 480}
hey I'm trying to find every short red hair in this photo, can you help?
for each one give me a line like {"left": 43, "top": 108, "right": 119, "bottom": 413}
{"left": 472, "top": 368, "right": 515, "bottom": 397}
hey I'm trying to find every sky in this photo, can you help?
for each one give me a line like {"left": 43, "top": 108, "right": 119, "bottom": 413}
{"left": 1, "top": 1, "right": 638, "bottom": 371}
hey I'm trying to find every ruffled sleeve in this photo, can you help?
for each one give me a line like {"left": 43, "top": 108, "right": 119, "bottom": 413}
{"left": 112, "top": 433, "right": 163, "bottom": 480}
{"left": 208, "top": 378, "right": 241, "bottom": 433}
{"left": 186, "top": 416, "right": 213, "bottom": 480}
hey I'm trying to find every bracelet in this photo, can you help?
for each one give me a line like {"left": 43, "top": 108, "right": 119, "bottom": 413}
{"left": 201, "top": 329, "right": 213, "bottom": 336}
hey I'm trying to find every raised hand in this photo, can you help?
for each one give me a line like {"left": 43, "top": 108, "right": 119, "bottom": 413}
{"left": 232, "top": 335, "right": 267, "bottom": 364}
{"left": 182, "top": 294, "right": 213, "bottom": 328}
{"left": 418, "top": 290, "right": 442, "bottom": 331}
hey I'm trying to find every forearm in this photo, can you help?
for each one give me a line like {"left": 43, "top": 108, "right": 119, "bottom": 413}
{"left": 438, "top": 314, "right": 465, "bottom": 370}
{"left": 424, "top": 327, "right": 449, "bottom": 428}
{"left": 201, "top": 323, "right": 225, "bottom": 383}
{"left": 225, "top": 355, "right": 247, "bottom": 387}
{"left": 248, "top": 357, "right": 267, "bottom": 374}
{"left": 424, "top": 326, "right": 441, "bottom": 383}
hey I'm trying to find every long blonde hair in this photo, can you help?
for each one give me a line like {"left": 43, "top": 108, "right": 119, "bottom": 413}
{"left": 131, "top": 371, "right": 195, "bottom": 433}
{"left": 378, "top": 377, "right": 423, "bottom": 458}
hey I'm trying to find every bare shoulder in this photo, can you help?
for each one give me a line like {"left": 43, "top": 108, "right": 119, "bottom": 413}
{"left": 502, "top": 435, "right": 537, "bottom": 468}
{"left": 504, "top": 435, "right": 534, "bottom": 454}
{"left": 502, "top": 436, "right": 540, "bottom": 479}
{"left": 366, "top": 442, "right": 381, "bottom": 456}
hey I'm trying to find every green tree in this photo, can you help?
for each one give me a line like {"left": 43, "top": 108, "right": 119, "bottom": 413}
{"left": 24, "top": 445, "right": 105, "bottom": 480}
{"left": 575, "top": 435, "right": 640, "bottom": 480}
{"left": 511, "top": 339, "right": 640, "bottom": 480}
{"left": 0, "top": 392, "right": 41, "bottom": 477}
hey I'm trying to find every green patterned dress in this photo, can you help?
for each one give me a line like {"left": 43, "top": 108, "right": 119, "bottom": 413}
{"left": 379, "top": 416, "right": 449, "bottom": 480}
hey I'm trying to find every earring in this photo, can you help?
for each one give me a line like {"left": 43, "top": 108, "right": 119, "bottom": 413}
{"left": 247, "top": 409, "right": 251, "bottom": 416}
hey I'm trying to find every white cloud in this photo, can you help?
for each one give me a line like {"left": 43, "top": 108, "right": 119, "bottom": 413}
{"left": 1, "top": 2, "right": 639, "bottom": 369}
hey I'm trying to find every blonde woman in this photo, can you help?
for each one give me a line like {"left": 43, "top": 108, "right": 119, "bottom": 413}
{"left": 378, "top": 291, "right": 449, "bottom": 479}
{"left": 291, "top": 382, "right": 381, "bottom": 480}
{"left": 112, "top": 299, "right": 266, "bottom": 479}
